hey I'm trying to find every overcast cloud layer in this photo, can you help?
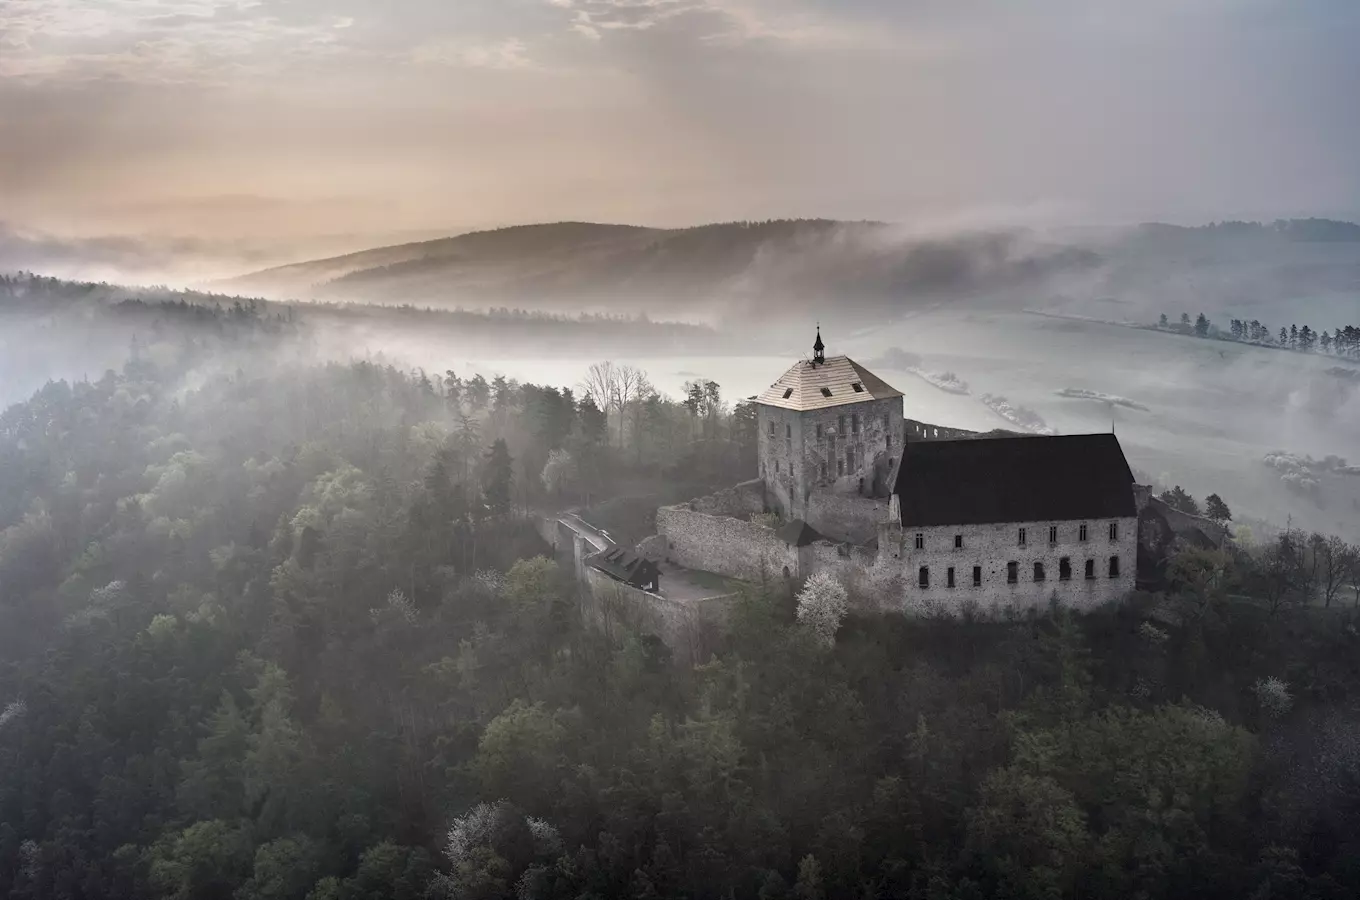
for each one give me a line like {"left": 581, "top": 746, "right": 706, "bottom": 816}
{"left": 3, "top": 0, "right": 1360, "bottom": 255}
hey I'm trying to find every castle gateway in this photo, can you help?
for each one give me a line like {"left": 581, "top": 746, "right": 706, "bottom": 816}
{"left": 650, "top": 329, "right": 1141, "bottom": 613}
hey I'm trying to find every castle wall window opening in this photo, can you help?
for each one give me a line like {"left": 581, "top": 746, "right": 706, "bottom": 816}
{"left": 954, "top": 534, "right": 963, "bottom": 549}
{"left": 972, "top": 566, "right": 982, "bottom": 587}
{"left": 1085, "top": 559, "right": 1095, "bottom": 580}
{"left": 1034, "top": 562, "right": 1046, "bottom": 582}
{"left": 914, "top": 533, "right": 924, "bottom": 550}
{"left": 1007, "top": 561, "right": 1018, "bottom": 584}
{"left": 1109, "top": 555, "right": 1120, "bottom": 578}
{"left": 1109, "top": 522, "right": 1119, "bottom": 541}
{"left": 1059, "top": 557, "right": 1072, "bottom": 581}
{"left": 1079, "top": 523, "right": 1088, "bottom": 542}
{"left": 1049, "top": 525, "right": 1058, "bottom": 544}
{"left": 919, "top": 566, "right": 930, "bottom": 588}
{"left": 947, "top": 567, "right": 956, "bottom": 588}
{"left": 1018, "top": 527, "right": 1027, "bottom": 546}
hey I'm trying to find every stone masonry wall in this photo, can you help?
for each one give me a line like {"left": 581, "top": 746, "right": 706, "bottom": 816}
{"left": 582, "top": 567, "right": 731, "bottom": 665}
{"left": 879, "top": 516, "right": 1140, "bottom": 615}
{"left": 691, "top": 479, "right": 768, "bottom": 518}
{"left": 656, "top": 503, "right": 798, "bottom": 582}
{"left": 806, "top": 492, "right": 889, "bottom": 546}
{"left": 759, "top": 396, "right": 904, "bottom": 523}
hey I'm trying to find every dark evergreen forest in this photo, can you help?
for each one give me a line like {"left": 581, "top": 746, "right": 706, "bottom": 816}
{"left": 3, "top": 282, "right": 1360, "bottom": 900}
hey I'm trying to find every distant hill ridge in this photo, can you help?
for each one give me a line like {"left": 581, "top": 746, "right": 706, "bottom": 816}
{"left": 219, "top": 218, "right": 1097, "bottom": 318}
{"left": 216, "top": 216, "right": 1360, "bottom": 323}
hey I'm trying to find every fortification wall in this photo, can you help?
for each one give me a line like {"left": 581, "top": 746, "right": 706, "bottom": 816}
{"left": 905, "top": 419, "right": 979, "bottom": 441}
{"left": 635, "top": 533, "right": 668, "bottom": 562}
{"left": 582, "top": 567, "right": 731, "bottom": 665}
{"left": 690, "top": 479, "right": 768, "bottom": 518}
{"left": 656, "top": 503, "right": 798, "bottom": 582}
{"left": 806, "top": 492, "right": 888, "bottom": 545}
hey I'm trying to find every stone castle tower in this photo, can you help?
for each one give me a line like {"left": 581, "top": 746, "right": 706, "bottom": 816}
{"left": 755, "top": 328, "right": 905, "bottom": 522}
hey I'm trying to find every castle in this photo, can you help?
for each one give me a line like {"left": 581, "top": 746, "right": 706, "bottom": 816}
{"left": 642, "top": 328, "right": 1143, "bottom": 614}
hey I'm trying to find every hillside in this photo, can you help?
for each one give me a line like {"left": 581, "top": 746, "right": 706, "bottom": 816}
{"left": 218, "top": 219, "right": 1104, "bottom": 322}
{"left": 218, "top": 217, "right": 1360, "bottom": 326}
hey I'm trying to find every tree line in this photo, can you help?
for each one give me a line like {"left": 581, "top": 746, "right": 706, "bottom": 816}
{"left": 1157, "top": 310, "right": 1360, "bottom": 357}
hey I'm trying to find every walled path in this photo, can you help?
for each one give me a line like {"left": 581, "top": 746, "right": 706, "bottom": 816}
{"left": 559, "top": 512, "right": 614, "bottom": 553}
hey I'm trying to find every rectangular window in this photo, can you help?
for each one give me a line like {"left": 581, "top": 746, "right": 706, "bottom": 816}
{"left": 954, "top": 534, "right": 963, "bottom": 549}
{"left": 775, "top": 460, "right": 780, "bottom": 473}
{"left": 838, "top": 415, "right": 846, "bottom": 433}
{"left": 919, "top": 566, "right": 930, "bottom": 589}
{"left": 1018, "top": 527, "right": 1027, "bottom": 547}
{"left": 1034, "top": 562, "right": 1046, "bottom": 582}
{"left": 1079, "top": 523, "right": 1088, "bottom": 542}
{"left": 1109, "top": 522, "right": 1119, "bottom": 541}
{"left": 947, "top": 567, "right": 956, "bottom": 588}
{"left": 914, "top": 533, "right": 924, "bottom": 550}
{"left": 786, "top": 424, "right": 791, "bottom": 440}
{"left": 1007, "top": 561, "right": 1018, "bottom": 584}
{"left": 1059, "top": 557, "right": 1072, "bottom": 581}
{"left": 768, "top": 421, "right": 775, "bottom": 437}
{"left": 1085, "top": 559, "right": 1095, "bottom": 580}
{"left": 852, "top": 414, "right": 860, "bottom": 434}
{"left": 1049, "top": 525, "right": 1058, "bottom": 544}
{"left": 816, "top": 424, "right": 823, "bottom": 439}
{"left": 973, "top": 566, "right": 982, "bottom": 587}
{"left": 1109, "top": 555, "right": 1121, "bottom": 578}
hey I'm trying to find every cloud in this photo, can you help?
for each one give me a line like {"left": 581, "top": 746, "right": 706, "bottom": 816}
{"left": 411, "top": 37, "right": 535, "bottom": 70}
{"left": 0, "top": 0, "right": 351, "bottom": 82}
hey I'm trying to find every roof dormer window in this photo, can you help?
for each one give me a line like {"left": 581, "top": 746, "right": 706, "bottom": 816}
{"left": 820, "top": 387, "right": 833, "bottom": 398}
{"left": 782, "top": 388, "right": 793, "bottom": 399}
{"left": 851, "top": 382, "right": 864, "bottom": 393}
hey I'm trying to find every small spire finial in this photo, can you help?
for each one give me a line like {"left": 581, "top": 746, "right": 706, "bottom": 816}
{"left": 812, "top": 323, "right": 825, "bottom": 365}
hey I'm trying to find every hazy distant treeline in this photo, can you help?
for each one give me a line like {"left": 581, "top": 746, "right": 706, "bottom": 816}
{"left": 1157, "top": 309, "right": 1360, "bottom": 358}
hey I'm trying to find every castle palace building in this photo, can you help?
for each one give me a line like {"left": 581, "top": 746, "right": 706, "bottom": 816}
{"left": 650, "top": 328, "right": 1142, "bottom": 614}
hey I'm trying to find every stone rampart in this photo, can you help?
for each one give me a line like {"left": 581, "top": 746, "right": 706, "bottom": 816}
{"left": 690, "top": 479, "right": 768, "bottom": 518}
{"left": 582, "top": 566, "right": 731, "bottom": 665}
{"left": 806, "top": 491, "right": 888, "bottom": 545}
{"left": 656, "top": 503, "right": 798, "bottom": 582}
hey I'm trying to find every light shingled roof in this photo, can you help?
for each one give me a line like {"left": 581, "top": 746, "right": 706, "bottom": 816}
{"left": 756, "top": 355, "right": 904, "bottom": 411}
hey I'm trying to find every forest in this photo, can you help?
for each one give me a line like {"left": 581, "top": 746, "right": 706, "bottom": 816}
{"left": 3, "top": 293, "right": 1360, "bottom": 900}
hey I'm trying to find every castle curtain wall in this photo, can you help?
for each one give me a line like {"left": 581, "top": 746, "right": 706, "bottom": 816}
{"left": 655, "top": 503, "right": 799, "bottom": 582}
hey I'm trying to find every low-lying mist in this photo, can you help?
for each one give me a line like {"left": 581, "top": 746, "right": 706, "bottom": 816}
{"left": 6, "top": 211, "right": 1360, "bottom": 542}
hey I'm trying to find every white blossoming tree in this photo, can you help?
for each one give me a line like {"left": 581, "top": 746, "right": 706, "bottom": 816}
{"left": 795, "top": 572, "right": 848, "bottom": 648}
{"left": 1254, "top": 676, "right": 1293, "bottom": 720}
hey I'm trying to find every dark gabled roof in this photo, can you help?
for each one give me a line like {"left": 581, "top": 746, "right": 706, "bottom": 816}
{"left": 775, "top": 519, "right": 823, "bottom": 547}
{"left": 895, "top": 433, "right": 1136, "bottom": 527}
{"left": 590, "top": 547, "right": 660, "bottom": 585}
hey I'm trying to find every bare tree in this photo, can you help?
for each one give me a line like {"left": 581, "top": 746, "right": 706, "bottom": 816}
{"left": 582, "top": 361, "right": 649, "bottom": 450}
{"left": 1243, "top": 537, "right": 1302, "bottom": 617}
{"left": 1314, "top": 535, "right": 1360, "bottom": 608}
{"left": 582, "top": 361, "right": 620, "bottom": 445}
{"left": 616, "top": 364, "right": 648, "bottom": 450}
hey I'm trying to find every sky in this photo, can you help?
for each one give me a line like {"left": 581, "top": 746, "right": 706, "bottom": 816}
{"left": 3, "top": 0, "right": 1360, "bottom": 264}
